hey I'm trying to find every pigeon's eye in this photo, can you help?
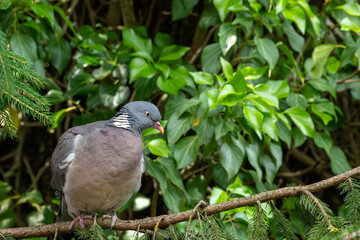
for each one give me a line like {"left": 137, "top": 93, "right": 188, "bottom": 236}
{"left": 145, "top": 111, "right": 150, "bottom": 117}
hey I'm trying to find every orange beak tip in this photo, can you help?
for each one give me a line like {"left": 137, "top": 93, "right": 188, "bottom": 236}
{"left": 155, "top": 122, "right": 164, "bottom": 134}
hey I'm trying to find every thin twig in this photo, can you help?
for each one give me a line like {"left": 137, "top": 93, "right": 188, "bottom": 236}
{"left": 337, "top": 70, "right": 359, "bottom": 84}
{"left": 185, "top": 200, "right": 207, "bottom": 239}
{"left": 189, "top": 24, "right": 220, "bottom": 64}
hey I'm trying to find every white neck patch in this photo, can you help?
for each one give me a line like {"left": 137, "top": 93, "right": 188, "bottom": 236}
{"left": 112, "top": 114, "right": 131, "bottom": 130}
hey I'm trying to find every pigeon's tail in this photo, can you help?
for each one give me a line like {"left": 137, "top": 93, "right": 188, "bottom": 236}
{"left": 47, "top": 198, "right": 74, "bottom": 240}
{"left": 56, "top": 197, "right": 72, "bottom": 222}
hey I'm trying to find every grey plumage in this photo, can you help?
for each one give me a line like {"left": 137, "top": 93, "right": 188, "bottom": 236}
{"left": 51, "top": 101, "right": 163, "bottom": 228}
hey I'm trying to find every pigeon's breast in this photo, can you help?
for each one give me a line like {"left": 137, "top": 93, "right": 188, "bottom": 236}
{"left": 63, "top": 127, "right": 144, "bottom": 215}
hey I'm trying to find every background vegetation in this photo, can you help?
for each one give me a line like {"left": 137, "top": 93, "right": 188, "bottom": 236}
{"left": 1, "top": 0, "right": 360, "bottom": 239}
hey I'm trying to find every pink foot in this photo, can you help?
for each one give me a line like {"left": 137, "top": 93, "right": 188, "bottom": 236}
{"left": 102, "top": 210, "right": 118, "bottom": 230}
{"left": 69, "top": 212, "right": 93, "bottom": 230}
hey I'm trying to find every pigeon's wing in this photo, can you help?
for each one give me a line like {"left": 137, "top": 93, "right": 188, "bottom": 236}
{"left": 50, "top": 121, "right": 108, "bottom": 197}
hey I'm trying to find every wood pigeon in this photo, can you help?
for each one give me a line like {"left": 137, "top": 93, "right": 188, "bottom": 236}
{"left": 51, "top": 101, "right": 164, "bottom": 230}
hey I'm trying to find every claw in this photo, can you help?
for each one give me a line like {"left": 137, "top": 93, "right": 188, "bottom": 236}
{"left": 102, "top": 210, "right": 118, "bottom": 230}
{"left": 69, "top": 212, "right": 93, "bottom": 230}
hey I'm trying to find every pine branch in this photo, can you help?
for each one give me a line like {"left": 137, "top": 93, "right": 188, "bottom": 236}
{"left": 339, "top": 178, "right": 360, "bottom": 229}
{"left": 270, "top": 202, "right": 296, "bottom": 240}
{"left": 248, "top": 200, "right": 269, "bottom": 239}
{"left": 0, "top": 29, "right": 53, "bottom": 137}
{"left": 300, "top": 189, "right": 333, "bottom": 227}
{"left": 1, "top": 166, "right": 360, "bottom": 239}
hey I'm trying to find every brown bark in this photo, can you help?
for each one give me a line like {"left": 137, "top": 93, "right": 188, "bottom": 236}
{"left": 2, "top": 166, "right": 360, "bottom": 239}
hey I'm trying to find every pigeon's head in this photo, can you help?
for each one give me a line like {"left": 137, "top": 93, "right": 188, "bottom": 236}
{"left": 112, "top": 101, "right": 164, "bottom": 135}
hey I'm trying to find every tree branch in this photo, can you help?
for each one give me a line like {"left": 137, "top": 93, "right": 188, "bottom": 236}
{"left": 2, "top": 166, "right": 360, "bottom": 239}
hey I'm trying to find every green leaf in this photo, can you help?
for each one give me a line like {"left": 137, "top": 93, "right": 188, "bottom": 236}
{"left": 10, "top": 32, "right": 37, "bottom": 62}
{"left": 213, "top": 0, "right": 231, "bottom": 22}
{"left": 159, "top": 45, "right": 190, "bottom": 62}
{"left": 243, "top": 105, "right": 264, "bottom": 139}
{"left": 77, "top": 54, "right": 99, "bottom": 66}
{"left": 254, "top": 37, "right": 279, "bottom": 70}
{"left": 206, "top": 88, "right": 220, "bottom": 110}
{"left": 30, "top": 2, "right": 55, "bottom": 26}
{"left": 241, "top": 66, "right": 267, "bottom": 80}
{"left": 131, "top": 51, "right": 154, "bottom": 62}
{"left": 296, "top": 0, "right": 320, "bottom": 36}
{"left": 283, "top": 6, "right": 306, "bottom": 34}
{"left": 276, "top": 120, "right": 291, "bottom": 148}
{"left": 163, "top": 184, "right": 182, "bottom": 213}
{"left": 147, "top": 138, "right": 172, "bottom": 157}
{"left": 262, "top": 115, "right": 278, "bottom": 141}
{"left": 267, "top": 80, "right": 289, "bottom": 99}
{"left": 0, "top": 181, "right": 12, "bottom": 198}
{"left": 92, "top": 67, "right": 111, "bottom": 80}
{"left": 48, "top": 38, "right": 71, "bottom": 73}
{"left": 276, "top": 112, "right": 291, "bottom": 130}
{"left": 0, "top": 198, "right": 12, "bottom": 215}
{"left": 326, "top": 56, "right": 341, "bottom": 74}
{"left": 308, "top": 78, "right": 336, "bottom": 98}
{"left": 311, "top": 103, "right": 333, "bottom": 125}
{"left": 220, "top": 135, "right": 245, "bottom": 180}
{"left": 269, "top": 141, "right": 283, "bottom": 172}
{"left": 314, "top": 132, "right": 332, "bottom": 153}
{"left": 328, "top": 147, "right": 352, "bottom": 175}
{"left": 292, "top": 126, "right": 306, "bottom": 147}
{"left": 283, "top": 22, "right": 305, "bottom": 52}
{"left": 158, "top": 158, "right": 187, "bottom": 193}
{"left": 99, "top": 85, "right": 129, "bottom": 110}
{"left": 260, "top": 154, "right": 276, "bottom": 183}
{"left": 18, "top": 190, "right": 43, "bottom": 204}
{"left": 154, "top": 32, "right": 172, "bottom": 47}
{"left": 171, "top": 65, "right": 194, "bottom": 88}
{"left": 27, "top": 206, "right": 54, "bottom": 226}
{"left": 0, "top": 210, "right": 15, "bottom": 228}
{"left": 45, "top": 89, "right": 65, "bottom": 105}
{"left": 156, "top": 75, "right": 186, "bottom": 95}
{"left": 172, "top": 0, "right": 199, "bottom": 21}
{"left": 129, "top": 57, "right": 155, "bottom": 83}
{"left": 335, "top": 3, "right": 360, "bottom": 16}
{"left": 210, "top": 187, "right": 227, "bottom": 205}
{"left": 218, "top": 84, "right": 237, "bottom": 106}
{"left": 230, "top": 69, "right": 247, "bottom": 93}
{"left": 245, "top": 94, "right": 274, "bottom": 113}
{"left": 220, "top": 57, "right": 234, "bottom": 81}
{"left": 194, "top": 117, "right": 215, "bottom": 145}
{"left": 199, "top": 8, "right": 220, "bottom": 30}
{"left": 53, "top": 6, "right": 76, "bottom": 36}
{"left": 253, "top": 83, "right": 279, "bottom": 108}
{"left": 122, "top": 27, "right": 152, "bottom": 53}
{"left": 154, "top": 63, "right": 170, "bottom": 78}
{"left": 190, "top": 71, "right": 213, "bottom": 85}
{"left": 275, "top": 0, "right": 288, "bottom": 14}
{"left": 246, "top": 142, "right": 262, "bottom": 180}
{"left": 286, "top": 93, "right": 308, "bottom": 109}
{"left": 146, "top": 158, "right": 168, "bottom": 190}
{"left": 173, "top": 136, "right": 199, "bottom": 168}
{"left": 339, "top": 17, "right": 360, "bottom": 32}
{"left": 167, "top": 114, "right": 194, "bottom": 145}
{"left": 214, "top": 117, "right": 236, "bottom": 139}
{"left": 201, "top": 43, "right": 222, "bottom": 74}
{"left": 0, "top": 0, "right": 11, "bottom": 9}
{"left": 310, "top": 44, "right": 335, "bottom": 79}
{"left": 285, "top": 107, "right": 315, "bottom": 137}
{"left": 219, "top": 23, "right": 237, "bottom": 55}
{"left": 67, "top": 70, "right": 96, "bottom": 96}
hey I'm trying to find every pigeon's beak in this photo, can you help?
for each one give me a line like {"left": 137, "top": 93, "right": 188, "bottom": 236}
{"left": 155, "top": 122, "right": 164, "bottom": 134}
